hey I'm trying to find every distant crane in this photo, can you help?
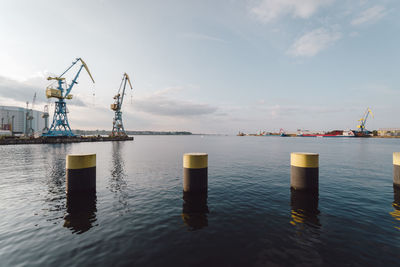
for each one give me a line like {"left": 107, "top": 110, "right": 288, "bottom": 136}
{"left": 357, "top": 107, "right": 373, "bottom": 134}
{"left": 25, "top": 101, "right": 29, "bottom": 136}
{"left": 41, "top": 104, "right": 49, "bottom": 133}
{"left": 25, "top": 93, "right": 36, "bottom": 137}
{"left": 43, "top": 58, "right": 95, "bottom": 137}
{"left": 111, "top": 73, "right": 133, "bottom": 137}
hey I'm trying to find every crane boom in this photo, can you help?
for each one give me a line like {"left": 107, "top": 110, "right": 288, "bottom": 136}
{"left": 120, "top": 73, "right": 132, "bottom": 107}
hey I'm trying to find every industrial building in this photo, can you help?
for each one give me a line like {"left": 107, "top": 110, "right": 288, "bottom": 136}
{"left": 0, "top": 105, "right": 47, "bottom": 135}
{"left": 377, "top": 128, "right": 400, "bottom": 137}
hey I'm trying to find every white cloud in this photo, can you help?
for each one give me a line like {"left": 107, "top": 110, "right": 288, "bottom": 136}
{"left": 287, "top": 28, "right": 341, "bottom": 57}
{"left": 0, "top": 75, "right": 87, "bottom": 108}
{"left": 351, "top": 5, "right": 386, "bottom": 26}
{"left": 134, "top": 95, "right": 217, "bottom": 117}
{"left": 250, "top": 0, "right": 333, "bottom": 23}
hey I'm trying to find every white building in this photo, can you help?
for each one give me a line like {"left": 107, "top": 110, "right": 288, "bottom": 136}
{"left": 0, "top": 105, "right": 47, "bottom": 134}
{"left": 377, "top": 128, "right": 400, "bottom": 136}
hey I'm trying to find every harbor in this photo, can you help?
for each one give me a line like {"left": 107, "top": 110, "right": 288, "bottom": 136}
{"left": 1, "top": 136, "right": 399, "bottom": 266}
{"left": 1, "top": 1, "right": 400, "bottom": 266}
{"left": 0, "top": 58, "right": 135, "bottom": 145}
{"left": 0, "top": 135, "right": 133, "bottom": 145}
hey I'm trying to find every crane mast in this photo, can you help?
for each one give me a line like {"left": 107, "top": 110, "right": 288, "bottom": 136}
{"left": 43, "top": 58, "right": 95, "bottom": 137}
{"left": 111, "top": 73, "right": 133, "bottom": 137}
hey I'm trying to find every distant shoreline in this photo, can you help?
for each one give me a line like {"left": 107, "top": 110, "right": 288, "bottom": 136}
{"left": 73, "top": 130, "right": 193, "bottom": 136}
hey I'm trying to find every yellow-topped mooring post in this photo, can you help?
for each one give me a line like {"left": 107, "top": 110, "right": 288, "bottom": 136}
{"left": 290, "top": 152, "right": 319, "bottom": 192}
{"left": 66, "top": 154, "right": 96, "bottom": 194}
{"left": 183, "top": 153, "right": 208, "bottom": 193}
{"left": 394, "top": 153, "right": 400, "bottom": 188}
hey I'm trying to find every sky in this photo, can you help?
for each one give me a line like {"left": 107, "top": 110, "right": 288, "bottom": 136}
{"left": 0, "top": 0, "right": 399, "bottom": 134}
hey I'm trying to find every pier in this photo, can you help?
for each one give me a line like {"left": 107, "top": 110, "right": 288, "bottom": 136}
{"left": 0, "top": 136, "right": 133, "bottom": 145}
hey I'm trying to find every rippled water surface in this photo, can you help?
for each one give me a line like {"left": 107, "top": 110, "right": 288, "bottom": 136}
{"left": 1, "top": 136, "right": 400, "bottom": 266}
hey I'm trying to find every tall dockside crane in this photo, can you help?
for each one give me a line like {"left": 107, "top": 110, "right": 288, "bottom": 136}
{"left": 25, "top": 93, "right": 36, "bottom": 136}
{"left": 42, "top": 105, "right": 49, "bottom": 133}
{"left": 43, "top": 58, "right": 95, "bottom": 137}
{"left": 356, "top": 107, "right": 373, "bottom": 135}
{"left": 111, "top": 73, "right": 133, "bottom": 137}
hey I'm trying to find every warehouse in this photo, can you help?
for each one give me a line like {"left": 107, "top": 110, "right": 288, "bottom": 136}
{"left": 0, "top": 105, "right": 47, "bottom": 135}
{"left": 377, "top": 128, "right": 400, "bottom": 137}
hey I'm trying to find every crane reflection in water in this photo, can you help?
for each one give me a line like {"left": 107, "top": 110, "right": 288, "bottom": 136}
{"left": 109, "top": 141, "right": 129, "bottom": 214}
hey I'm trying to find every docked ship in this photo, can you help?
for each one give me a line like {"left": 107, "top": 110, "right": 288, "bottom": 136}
{"left": 298, "top": 130, "right": 355, "bottom": 137}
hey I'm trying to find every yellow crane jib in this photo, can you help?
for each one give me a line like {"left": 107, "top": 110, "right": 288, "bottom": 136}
{"left": 124, "top": 73, "right": 133, "bottom": 90}
{"left": 79, "top": 58, "right": 95, "bottom": 84}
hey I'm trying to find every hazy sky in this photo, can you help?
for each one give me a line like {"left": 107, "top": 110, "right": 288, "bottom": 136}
{"left": 0, "top": 0, "right": 399, "bottom": 134}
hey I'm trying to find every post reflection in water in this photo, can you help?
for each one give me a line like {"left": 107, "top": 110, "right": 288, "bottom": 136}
{"left": 64, "top": 192, "right": 97, "bottom": 234}
{"left": 43, "top": 147, "right": 69, "bottom": 224}
{"left": 290, "top": 189, "right": 320, "bottom": 227}
{"left": 182, "top": 192, "right": 209, "bottom": 231}
{"left": 390, "top": 186, "right": 400, "bottom": 230}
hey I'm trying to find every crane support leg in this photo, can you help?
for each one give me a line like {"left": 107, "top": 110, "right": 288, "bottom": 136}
{"left": 112, "top": 111, "right": 126, "bottom": 137}
{"left": 44, "top": 100, "right": 74, "bottom": 137}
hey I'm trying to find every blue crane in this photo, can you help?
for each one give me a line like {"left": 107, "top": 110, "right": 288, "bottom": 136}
{"left": 43, "top": 58, "right": 95, "bottom": 137}
{"left": 111, "top": 73, "right": 133, "bottom": 137}
{"left": 357, "top": 107, "right": 373, "bottom": 133}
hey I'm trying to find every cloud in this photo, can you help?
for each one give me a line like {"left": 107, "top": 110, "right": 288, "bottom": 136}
{"left": 0, "top": 75, "right": 87, "bottom": 108}
{"left": 287, "top": 28, "right": 341, "bottom": 57}
{"left": 0, "top": 75, "right": 45, "bottom": 105}
{"left": 250, "top": 0, "right": 332, "bottom": 23}
{"left": 351, "top": 6, "right": 386, "bottom": 26}
{"left": 134, "top": 89, "right": 218, "bottom": 117}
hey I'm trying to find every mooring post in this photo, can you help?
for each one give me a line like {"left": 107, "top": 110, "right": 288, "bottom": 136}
{"left": 290, "top": 152, "right": 319, "bottom": 192}
{"left": 394, "top": 152, "right": 400, "bottom": 188}
{"left": 66, "top": 154, "right": 96, "bottom": 194}
{"left": 183, "top": 153, "right": 208, "bottom": 193}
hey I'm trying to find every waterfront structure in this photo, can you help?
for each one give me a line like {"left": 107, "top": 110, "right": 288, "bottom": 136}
{"left": 0, "top": 105, "right": 46, "bottom": 135}
{"left": 378, "top": 128, "right": 400, "bottom": 136}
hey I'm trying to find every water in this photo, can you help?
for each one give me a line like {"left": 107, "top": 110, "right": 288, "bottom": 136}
{"left": 0, "top": 136, "right": 399, "bottom": 266}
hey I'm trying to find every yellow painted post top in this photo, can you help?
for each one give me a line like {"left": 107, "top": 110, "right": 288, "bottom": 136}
{"left": 183, "top": 153, "right": 208, "bottom": 169}
{"left": 66, "top": 154, "right": 96, "bottom": 169}
{"left": 291, "top": 152, "right": 319, "bottom": 168}
{"left": 393, "top": 152, "right": 400, "bottom": 166}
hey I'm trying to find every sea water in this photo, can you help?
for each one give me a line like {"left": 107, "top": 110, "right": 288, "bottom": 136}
{"left": 0, "top": 136, "right": 399, "bottom": 266}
